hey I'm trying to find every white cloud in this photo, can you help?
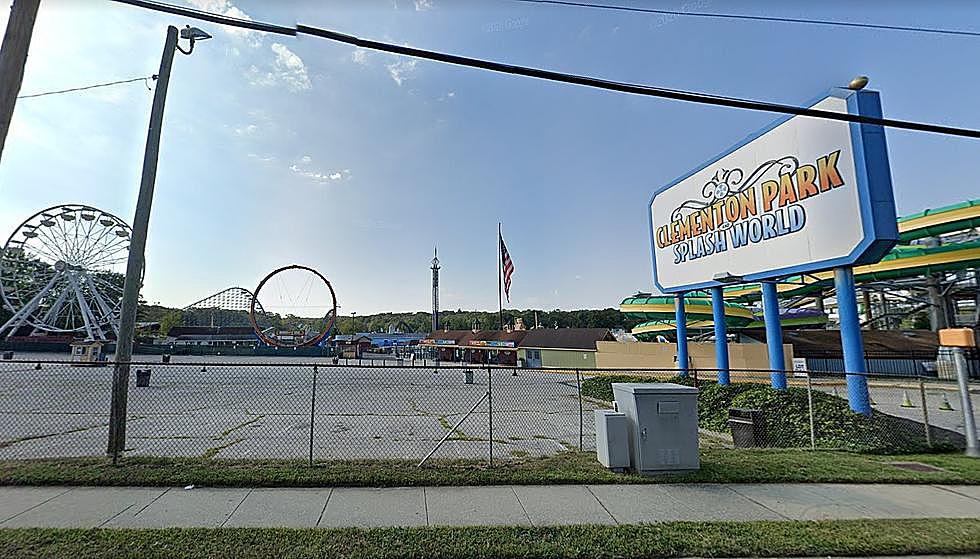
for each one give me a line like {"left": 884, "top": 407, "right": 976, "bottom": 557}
{"left": 234, "top": 124, "right": 258, "bottom": 136}
{"left": 185, "top": 0, "right": 261, "bottom": 46}
{"left": 247, "top": 153, "right": 277, "bottom": 163}
{"left": 289, "top": 157, "right": 351, "bottom": 184}
{"left": 387, "top": 59, "right": 418, "bottom": 86}
{"left": 352, "top": 48, "right": 370, "bottom": 65}
{"left": 247, "top": 43, "right": 312, "bottom": 92}
{"left": 414, "top": 0, "right": 434, "bottom": 10}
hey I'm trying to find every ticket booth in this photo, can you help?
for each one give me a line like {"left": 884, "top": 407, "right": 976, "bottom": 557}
{"left": 70, "top": 341, "right": 107, "bottom": 367}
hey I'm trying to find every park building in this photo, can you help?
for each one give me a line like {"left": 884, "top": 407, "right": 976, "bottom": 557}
{"left": 420, "top": 327, "right": 614, "bottom": 368}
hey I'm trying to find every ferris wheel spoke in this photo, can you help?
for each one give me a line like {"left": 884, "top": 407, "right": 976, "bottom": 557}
{"left": 34, "top": 222, "right": 68, "bottom": 262}
{"left": 79, "top": 219, "right": 119, "bottom": 261}
{"left": 89, "top": 273, "right": 125, "bottom": 296}
{"left": 22, "top": 236, "right": 64, "bottom": 265}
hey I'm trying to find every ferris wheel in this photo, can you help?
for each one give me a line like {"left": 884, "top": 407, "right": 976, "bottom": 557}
{"left": 0, "top": 204, "right": 132, "bottom": 341}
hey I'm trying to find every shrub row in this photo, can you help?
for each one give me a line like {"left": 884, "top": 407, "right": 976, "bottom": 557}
{"left": 580, "top": 374, "right": 947, "bottom": 454}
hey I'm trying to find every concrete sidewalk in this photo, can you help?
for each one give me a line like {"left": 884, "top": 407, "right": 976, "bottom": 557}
{"left": 1, "top": 484, "right": 977, "bottom": 529}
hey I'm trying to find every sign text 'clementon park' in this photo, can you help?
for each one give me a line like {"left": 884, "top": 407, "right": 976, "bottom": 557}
{"left": 656, "top": 150, "right": 846, "bottom": 264}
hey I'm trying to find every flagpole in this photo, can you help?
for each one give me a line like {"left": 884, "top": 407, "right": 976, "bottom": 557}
{"left": 497, "top": 222, "right": 504, "bottom": 331}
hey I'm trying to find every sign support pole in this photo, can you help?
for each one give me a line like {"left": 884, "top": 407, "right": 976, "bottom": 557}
{"left": 761, "top": 281, "right": 787, "bottom": 389}
{"left": 834, "top": 266, "right": 871, "bottom": 415}
{"left": 674, "top": 292, "right": 688, "bottom": 377}
{"left": 710, "top": 286, "right": 729, "bottom": 385}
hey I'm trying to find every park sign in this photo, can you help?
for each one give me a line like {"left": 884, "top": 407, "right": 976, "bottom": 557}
{"left": 649, "top": 88, "right": 898, "bottom": 293}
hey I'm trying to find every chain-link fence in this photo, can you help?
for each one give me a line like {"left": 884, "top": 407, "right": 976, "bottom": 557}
{"left": 0, "top": 358, "right": 975, "bottom": 462}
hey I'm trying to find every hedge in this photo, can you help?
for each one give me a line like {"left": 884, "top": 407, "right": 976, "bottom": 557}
{"left": 579, "top": 375, "right": 955, "bottom": 454}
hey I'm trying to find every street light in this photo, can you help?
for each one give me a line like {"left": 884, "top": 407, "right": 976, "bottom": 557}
{"left": 177, "top": 25, "right": 212, "bottom": 54}
{"left": 107, "top": 24, "right": 209, "bottom": 461}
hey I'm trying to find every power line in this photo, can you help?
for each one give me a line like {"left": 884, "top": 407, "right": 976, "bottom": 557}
{"left": 295, "top": 24, "right": 980, "bottom": 139}
{"left": 511, "top": 0, "right": 980, "bottom": 38}
{"left": 17, "top": 75, "right": 156, "bottom": 99}
{"left": 111, "top": 0, "right": 295, "bottom": 36}
{"left": 107, "top": 0, "right": 980, "bottom": 139}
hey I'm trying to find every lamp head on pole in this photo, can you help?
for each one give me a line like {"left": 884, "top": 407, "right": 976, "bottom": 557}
{"left": 177, "top": 25, "right": 212, "bottom": 55}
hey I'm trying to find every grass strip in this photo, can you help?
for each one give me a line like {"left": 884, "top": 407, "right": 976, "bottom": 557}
{"left": 1, "top": 449, "right": 979, "bottom": 487}
{"left": 1, "top": 519, "right": 978, "bottom": 559}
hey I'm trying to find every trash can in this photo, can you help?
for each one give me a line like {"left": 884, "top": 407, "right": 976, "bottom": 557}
{"left": 161, "top": 354, "right": 171, "bottom": 364}
{"left": 464, "top": 370, "right": 474, "bottom": 384}
{"left": 729, "top": 408, "right": 767, "bottom": 447}
{"left": 1, "top": 351, "right": 13, "bottom": 360}
{"left": 136, "top": 369, "right": 151, "bottom": 387}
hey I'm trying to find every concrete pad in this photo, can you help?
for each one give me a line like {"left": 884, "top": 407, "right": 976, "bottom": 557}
{"left": 587, "top": 485, "right": 698, "bottom": 523}
{"left": 425, "top": 486, "right": 530, "bottom": 526}
{"left": 3, "top": 487, "right": 166, "bottom": 528}
{"left": 319, "top": 487, "right": 425, "bottom": 528}
{"left": 224, "top": 488, "right": 330, "bottom": 528}
{"left": 106, "top": 487, "right": 249, "bottom": 528}
{"left": 659, "top": 484, "right": 785, "bottom": 521}
{"left": 0, "top": 487, "right": 71, "bottom": 523}
{"left": 936, "top": 485, "right": 980, "bottom": 502}
{"left": 513, "top": 485, "right": 616, "bottom": 525}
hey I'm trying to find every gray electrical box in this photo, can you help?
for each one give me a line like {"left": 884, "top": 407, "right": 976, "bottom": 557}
{"left": 594, "top": 409, "right": 630, "bottom": 469}
{"left": 612, "top": 383, "right": 699, "bottom": 474}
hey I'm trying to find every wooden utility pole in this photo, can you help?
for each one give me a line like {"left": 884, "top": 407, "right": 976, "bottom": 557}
{"left": 0, "top": 0, "right": 42, "bottom": 165}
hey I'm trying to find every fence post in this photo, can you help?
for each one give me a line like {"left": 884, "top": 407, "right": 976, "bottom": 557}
{"left": 309, "top": 365, "right": 317, "bottom": 467}
{"left": 487, "top": 367, "right": 493, "bottom": 467}
{"left": 576, "top": 369, "right": 584, "bottom": 451}
{"left": 918, "top": 377, "right": 932, "bottom": 448}
{"left": 806, "top": 372, "right": 816, "bottom": 450}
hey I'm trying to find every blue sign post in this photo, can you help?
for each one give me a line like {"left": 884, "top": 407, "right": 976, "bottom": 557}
{"left": 761, "top": 281, "right": 787, "bottom": 389}
{"left": 674, "top": 292, "right": 689, "bottom": 377}
{"left": 834, "top": 267, "right": 872, "bottom": 415}
{"left": 710, "top": 287, "right": 730, "bottom": 385}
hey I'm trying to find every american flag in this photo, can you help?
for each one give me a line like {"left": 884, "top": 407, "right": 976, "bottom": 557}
{"left": 499, "top": 233, "right": 514, "bottom": 302}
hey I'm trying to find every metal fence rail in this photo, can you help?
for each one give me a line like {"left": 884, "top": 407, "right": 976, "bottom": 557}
{"left": 0, "top": 358, "right": 975, "bottom": 463}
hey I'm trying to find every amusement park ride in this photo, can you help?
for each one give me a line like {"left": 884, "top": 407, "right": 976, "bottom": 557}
{"left": 0, "top": 204, "right": 131, "bottom": 342}
{"left": 0, "top": 205, "right": 339, "bottom": 348}
{"left": 0, "top": 199, "right": 976, "bottom": 350}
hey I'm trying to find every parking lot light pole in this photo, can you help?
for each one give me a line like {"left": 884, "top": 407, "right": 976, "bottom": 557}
{"left": 107, "top": 25, "right": 211, "bottom": 460}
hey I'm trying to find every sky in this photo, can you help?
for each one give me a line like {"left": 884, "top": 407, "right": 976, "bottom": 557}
{"left": 1, "top": 0, "right": 979, "bottom": 316}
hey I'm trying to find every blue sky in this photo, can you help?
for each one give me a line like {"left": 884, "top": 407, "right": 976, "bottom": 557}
{"left": 1, "top": 0, "right": 978, "bottom": 315}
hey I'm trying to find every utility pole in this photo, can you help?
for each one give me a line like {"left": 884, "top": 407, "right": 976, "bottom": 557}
{"left": 107, "top": 24, "right": 210, "bottom": 460}
{"left": 0, "top": 0, "right": 41, "bottom": 165}
{"left": 107, "top": 25, "right": 178, "bottom": 460}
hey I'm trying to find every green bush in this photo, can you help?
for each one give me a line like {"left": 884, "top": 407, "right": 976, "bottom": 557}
{"left": 580, "top": 374, "right": 697, "bottom": 403}
{"left": 579, "top": 374, "right": 946, "bottom": 454}
{"left": 730, "top": 386, "right": 942, "bottom": 454}
{"left": 695, "top": 381, "right": 760, "bottom": 432}
{"left": 580, "top": 375, "right": 661, "bottom": 402}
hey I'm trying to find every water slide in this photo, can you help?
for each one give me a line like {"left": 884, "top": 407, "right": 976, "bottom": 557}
{"left": 623, "top": 199, "right": 979, "bottom": 339}
{"left": 620, "top": 295, "right": 755, "bottom": 340}
{"left": 723, "top": 198, "right": 980, "bottom": 302}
